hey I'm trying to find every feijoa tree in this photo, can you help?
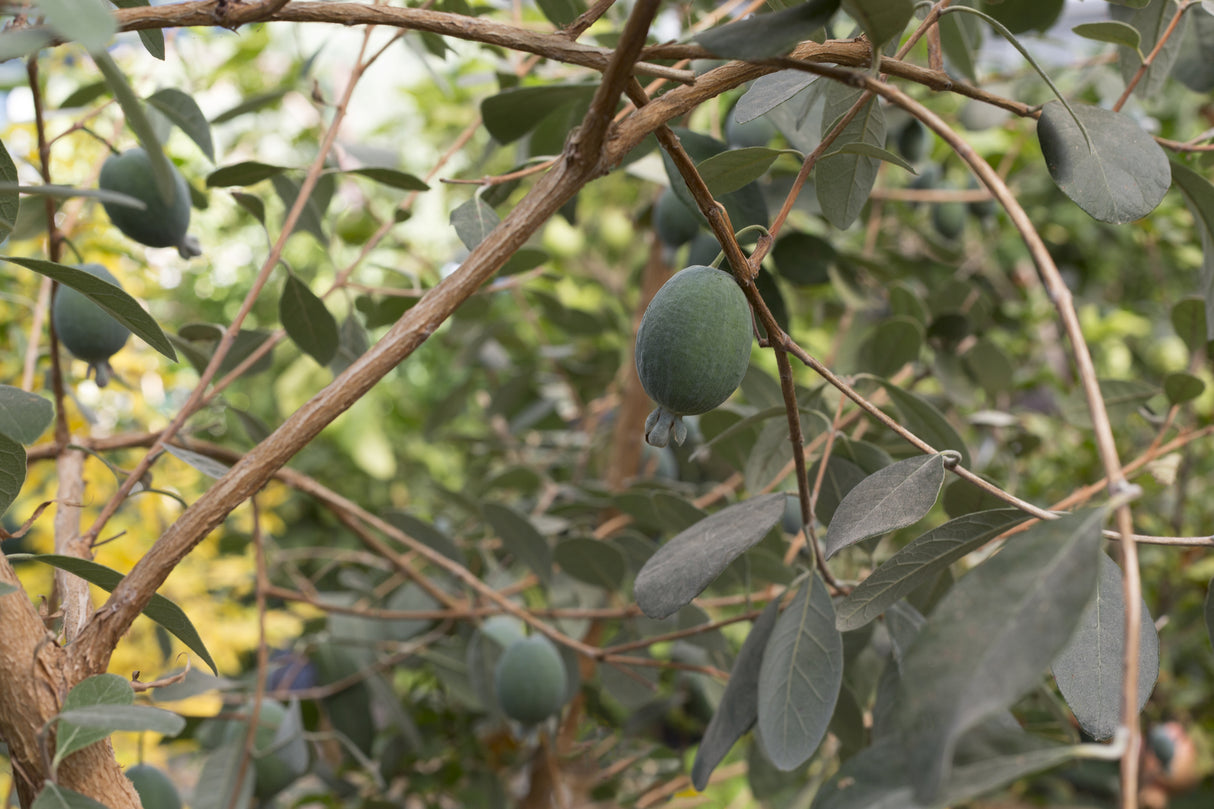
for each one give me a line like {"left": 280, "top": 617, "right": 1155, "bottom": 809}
{"left": 1, "top": 0, "right": 1213, "bottom": 808}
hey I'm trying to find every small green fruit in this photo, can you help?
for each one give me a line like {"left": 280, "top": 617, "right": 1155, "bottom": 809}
{"left": 494, "top": 635, "right": 569, "bottom": 724}
{"left": 100, "top": 148, "right": 200, "bottom": 258}
{"left": 125, "top": 764, "right": 182, "bottom": 809}
{"left": 653, "top": 188, "right": 701, "bottom": 248}
{"left": 932, "top": 199, "right": 967, "bottom": 242}
{"left": 635, "top": 266, "right": 752, "bottom": 447}
{"left": 895, "top": 118, "right": 930, "bottom": 164}
{"left": 52, "top": 264, "right": 131, "bottom": 387}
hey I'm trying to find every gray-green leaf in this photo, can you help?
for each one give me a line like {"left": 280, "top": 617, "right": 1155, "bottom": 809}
{"left": 280, "top": 273, "right": 339, "bottom": 365}
{"left": 145, "top": 88, "right": 215, "bottom": 161}
{"left": 0, "top": 385, "right": 53, "bottom": 445}
{"left": 824, "top": 454, "right": 946, "bottom": 559}
{"left": 1171, "top": 162, "right": 1214, "bottom": 341}
{"left": 696, "top": 0, "right": 841, "bottom": 60}
{"left": 483, "top": 502, "right": 553, "bottom": 586}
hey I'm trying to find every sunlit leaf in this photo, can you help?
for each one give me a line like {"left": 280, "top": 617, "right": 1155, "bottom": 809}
{"left": 36, "top": 0, "right": 116, "bottom": 52}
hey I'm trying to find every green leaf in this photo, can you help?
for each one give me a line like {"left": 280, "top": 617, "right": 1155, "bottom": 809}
{"left": 163, "top": 444, "right": 231, "bottom": 480}
{"left": 271, "top": 174, "right": 328, "bottom": 243}
{"left": 57, "top": 704, "right": 185, "bottom": 746}
{"left": 535, "top": 0, "right": 580, "bottom": 25}
{"left": 881, "top": 381, "right": 972, "bottom": 468}
{"left": 35, "top": 0, "right": 116, "bottom": 52}
{"left": 1115, "top": 0, "right": 1188, "bottom": 98}
{"left": 451, "top": 196, "right": 501, "bottom": 251}
{"left": 2, "top": 257, "right": 176, "bottom": 361}
{"left": 481, "top": 85, "right": 596, "bottom": 144}
{"left": 698, "top": 148, "right": 785, "bottom": 196}
{"left": 856, "top": 316, "right": 923, "bottom": 377}
{"left": 1164, "top": 371, "right": 1205, "bottom": 405}
{"left": 889, "top": 508, "right": 1104, "bottom": 803}
{"left": 1060, "top": 378, "right": 1157, "bottom": 428}
{"left": 210, "top": 88, "right": 289, "bottom": 124}
{"left": 1171, "top": 297, "right": 1209, "bottom": 353}
{"left": 807, "top": 455, "right": 867, "bottom": 525}
{"left": 554, "top": 538, "right": 626, "bottom": 590}
{"left": 145, "top": 88, "right": 215, "bottom": 161}
{"left": 692, "top": 595, "right": 782, "bottom": 789}
{"left": 1171, "top": 162, "right": 1214, "bottom": 341}
{"left": 816, "top": 86, "right": 885, "bottom": 229}
{"left": 230, "top": 191, "right": 266, "bottom": 225}
{"left": 1071, "top": 20, "right": 1142, "bottom": 49}
{"left": 483, "top": 503, "right": 553, "bottom": 586}
{"left": 772, "top": 230, "right": 835, "bottom": 286}
{"left": 662, "top": 128, "right": 769, "bottom": 234}
{"left": 979, "top": 0, "right": 1063, "bottom": 34}
{"left": 30, "top": 784, "right": 114, "bottom": 809}
{"left": 0, "top": 139, "right": 18, "bottom": 243}
{"left": 824, "top": 454, "right": 946, "bottom": 559}
{"left": 835, "top": 509, "right": 1029, "bottom": 631}
{"left": 696, "top": 0, "right": 841, "bottom": 60}
{"left": 193, "top": 743, "right": 254, "bottom": 809}
{"left": 757, "top": 572, "right": 843, "bottom": 770}
{"left": 963, "top": 338, "right": 1015, "bottom": 396}
{"left": 280, "top": 273, "right": 339, "bottom": 365}
{"left": 53, "top": 673, "right": 133, "bottom": 764}
{"left": 1052, "top": 552, "right": 1159, "bottom": 741}
{"left": 108, "top": 0, "right": 164, "bottom": 59}
{"left": 340, "top": 167, "right": 430, "bottom": 191}
{"left": 634, "top": 494, "right": 786, "bottom": 620}
{"left": 92, "top": 52, "right": 177, "bottom": 204}
{"left": 1037, "top": 101, "right": 1170, "bottom": 224}
{"left": 842, "top": 0, "right": 914, "bottom": 46}
{"left": 1206, "top": 577, "right": 1214, "bottom": 652}
{"left": 1173, "top": 7, "right": 1214, "bottom": 92}
{"left": 0, "top": 385, "right": 53, "bottom": 445}
{"left": 18, "top": 555, "right": 216, "bottom": 673}
{"left": 0, "top": 432, "right": 25, "bottom": 518}
{"left": 206, "top": 162, "right": 289, "bottom": 187}
{"left": 825, "top": 141, "right": 916, "bottom": 174}
{"left": 938, "top": 2, "right": 983, "bottom": 82}
{"left": 385, "top": 509, "right": 464, "bottom": 565}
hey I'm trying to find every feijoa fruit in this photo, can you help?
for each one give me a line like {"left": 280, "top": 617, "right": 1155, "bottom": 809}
{"left": 52, "top": 264, "right": 131, "bottom": 387}
{"left": 100, "top": 148, "right": 200, "bottom": 258}
{"left": 494, "top": 634, "right": 569, "bottom": 725}
{"left": 635, "top": 265, "right": 752, "bottom": 447}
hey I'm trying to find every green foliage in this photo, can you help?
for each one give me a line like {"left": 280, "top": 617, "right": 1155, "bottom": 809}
{"left": 123, "top": 764, "right": 182, "bottom": 809}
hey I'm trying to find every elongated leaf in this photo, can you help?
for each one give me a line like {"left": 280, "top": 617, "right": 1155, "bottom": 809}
{"left": 92, "top": 52, "right": 176, "bottom": 204}
{"left": 1051, "top": 552, "right": 1159, "bottom": 740}
{"left": 842, "top": 0, "right": 914, "bottom": 46}
{"left": 698, "top": 148, "right": 784, "bottom": 196}
{"left": 938, "top": 2, "right": 983, "bottom": 82}
{"left": 207, "top": 162, "right": 288, "bottom": 187}
{"left": 836, "top": 509, "right": 1029, "bottom": 631}
{"left": 1174, "top": 7, "right": 1214, "bottom": 92}
{"left": 1072, "top": 21, "right": 1142, "bottom": 49}
{"left": 808, "top": 455, "right": 867, "bottom": 525}
{"left": 554, "top": 538, "right": 625, "bottom": 590}
{"left": 881, "top": 381, "right": 971, "bottom": 467}
{"left": 661, "top": 128, "right": 769, "bottom": 234}
{"left": 481, "top": 85, "right": 595, "bottom": 144}
{"left": 889, "top": 508, "right": 1104, "bottom": 803}
{"left": 736, "top": 70, "right": 818, "bottom": 123}
{"left": 341, "top": 167, "right": 429, "bottom": 191}
{"left": 57, "top": 703, "right": 185, "bottom": 736}
{"left": 385, "top": 510, "right": 464, "bottom": 565}
{"left": 758, "top": 572, "right": 843, "bottom": 770}
{"left": 483, "top": 503, "right": 552, "bottom": 585}
{"left": 1060, "top": 378, "right": 1157, "bottom": 428}
{"left": 692, "top": 595, "right": 783, "bottom": 790}
{"left": 1037, "top": 102, "right": 1169, "bottom": 224}
{"left": 17, "top": 555, "right": 216, "bottom": 673}
{"left": 0, "top": 139, "right": 17, "bottom": 243}
{"left": 1172, "top": 162, "right": 1214, "bottom": 341}
{"left": 36, "top": 0, "right": 116, "bottom": 52}
{"left": 536, "top": 0, "right": 580, "bottom": 26}
{"left": 1116, "top": 0, "right": 1187, "bottom": 98}
{"left": 980, "top": 0, "right": 1063, "bottom": 33}
{"left": 0, "top": 385, "right": 53, "bottom": 445}
{"left": 0, "top": 432, "right": 25, "bottom": 518}
{"left": 696, "top": 0, "right": 841, "bottom": 60}
{"left": 1164, "top": 372, "right": 1205, "bottom": 404}
{"left": 271, "top": 174, "right": 327, "bottom": 243}
{"left": 2, "top": 257, "right": 176, "bottom": 361}
{"left": 825, "top": 141, "right": 916, "bottom": 174}
{"left": 146, "top": 88, "right": 214, "bottom": 161}
{"left": 280, "top": 273, "right": 339, "bottom": 365}
{"left": 816, "top": 86, "right": 885, "bottom": 229}
{"left": 54, "top": 673, "right": 132, "bottom": 764}
{"left": 163, "top": 444, "right": 231, "bottom": 480}
{"left": 109, "top": 0, "right": 164, "bottom": 59}
{"left": 824, "top": 454, "right": 945, "bottom": 559}
{"left": 635, "top": 494, "right": 785, "bottom": 619}
{"left": 811, "top": 731, "right": 1075, "bottom": 809}
{"left": 193, "top": 743, "right": 254, "bottom": 809}
{"left": 451, "top": 196, "right": 500, "bottom": 251}
{"left": 31, "top": 784, "right": 113, "bottom": 809}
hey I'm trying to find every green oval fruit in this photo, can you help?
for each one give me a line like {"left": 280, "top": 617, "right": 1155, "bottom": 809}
{"left": 653, "top": 188, "right": 701, "bottom": 248}
{"left": 125, "top": 764, "right": 182, "bottom": 809}
{"left": 215, "top": 699, "right": 309, "bottom": 799}
{"left": 895, "top": 118, "right": 930, "bottom": 164}
{"left": 52, "top": 264, "right": 131, "bottom": 387}
{"left": 635, "top": 266, "right": 751, "bottom": 447}
{"left": 932, "top": 199, "right": 967, "bottom": 242}
{"left": 100, "top": 148, "right": 200, "bottom": 258}
{"left": 494, "top": 635, "right": 569, "bottom": 725}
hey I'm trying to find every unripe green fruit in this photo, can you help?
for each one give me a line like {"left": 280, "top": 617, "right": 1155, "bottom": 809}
{"left": 932, "top": 199, "right": 967, "bottom": 242}
{"left": 635, "top": 266, "right": 752, "bottom": 448}
{"left": 494, "top": 635, "right": 569, "bottom": 724}
{"left": 653, "top": 189, "right": 701, "bottom": 248}
{"left": 52, "top": 264, "right": 130, "bottom": 388}
{"left": 100, "top": 148, "right": 200, "bottom": 258}
{"left": 125, "top": 764, "right": 182, "bottom": 809}
{"left": 895, "top": 118, "right": 930, "bottom": 164}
